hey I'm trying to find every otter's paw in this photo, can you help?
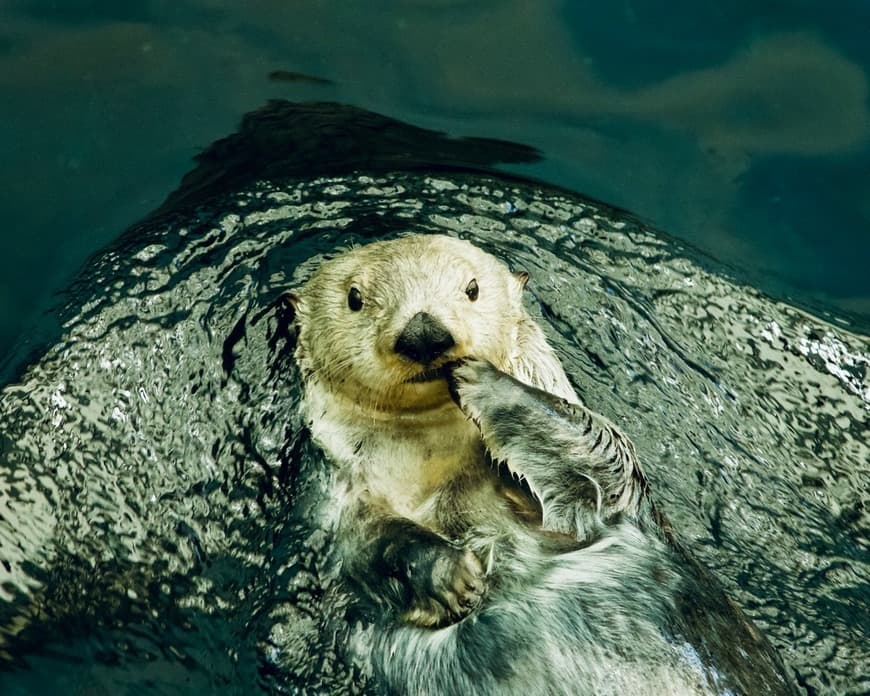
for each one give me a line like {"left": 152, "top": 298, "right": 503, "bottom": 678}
{"left": 399, "top": 546, "right": 485, "bottom": 628}
{"left": 444, "top": 358, "right": 506, "bottom": 426}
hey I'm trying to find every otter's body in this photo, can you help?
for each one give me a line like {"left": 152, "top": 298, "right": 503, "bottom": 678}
{"left": 291, "top": 234, "right": 794, "bottom": 695}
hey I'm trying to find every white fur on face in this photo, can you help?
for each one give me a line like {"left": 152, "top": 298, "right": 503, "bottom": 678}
{"left": 295, "top": 235, "right": 527, "bottom": 413}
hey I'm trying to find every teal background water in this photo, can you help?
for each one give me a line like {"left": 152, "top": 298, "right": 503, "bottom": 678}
{"left": 1, "top": 0, "right": 869, "bottom": 364}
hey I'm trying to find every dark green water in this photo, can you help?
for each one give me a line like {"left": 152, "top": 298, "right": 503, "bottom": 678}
{"left": 1, "top": 1, "right": 869, "bottom": 362}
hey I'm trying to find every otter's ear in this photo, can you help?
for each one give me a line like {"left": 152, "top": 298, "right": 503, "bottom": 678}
{"left": 283, "top": 292, "right": 301, "bottom": 312}
{"left": 513, "top": 271, "right": 530, "bottom": 290}
{"left": 284, "top": 292, "right": 300, "bottom": 308}
{"left": 278, "top": 292, "right": 304, "bottom": 327}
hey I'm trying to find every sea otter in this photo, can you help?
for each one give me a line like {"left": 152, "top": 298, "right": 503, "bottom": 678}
{"left": 290, "top": 234, "right": 794, "bottom": 695}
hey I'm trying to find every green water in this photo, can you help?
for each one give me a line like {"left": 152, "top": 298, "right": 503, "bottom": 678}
{"left": 1, "top": 1, "right": 869, "bottom": 362}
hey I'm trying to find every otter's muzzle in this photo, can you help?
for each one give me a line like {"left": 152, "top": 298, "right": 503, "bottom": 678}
{"left": 394, "top": 312, "right": 455, "bottom": 365}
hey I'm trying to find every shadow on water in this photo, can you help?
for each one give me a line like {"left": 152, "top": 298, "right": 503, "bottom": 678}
{"left": 0, "top": 101, "right": 867, "bottom": 694}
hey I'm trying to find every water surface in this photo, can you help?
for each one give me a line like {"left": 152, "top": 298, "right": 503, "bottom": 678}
{"left": 0, "top": 104, "right": 867, "bottom": 694}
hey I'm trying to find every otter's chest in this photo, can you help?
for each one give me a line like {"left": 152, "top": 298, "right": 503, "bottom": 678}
{"left": 307, "top": 398, "right": 484, "bottom": 519}
{"left": 360, "top": 420, "right": 485, "bottom": 517}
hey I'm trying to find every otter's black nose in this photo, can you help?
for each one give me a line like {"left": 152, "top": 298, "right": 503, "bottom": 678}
{"left": 394, "top": 312, "right": 455, "bottom": 364}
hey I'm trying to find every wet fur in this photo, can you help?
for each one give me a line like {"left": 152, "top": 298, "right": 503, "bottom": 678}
{"left": 291, "top": 234, "right": 794, "bottom": 695}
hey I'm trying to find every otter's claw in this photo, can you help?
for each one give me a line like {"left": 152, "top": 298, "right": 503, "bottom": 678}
{"left": 401, "top": 547, "right": 485, "bottom": 628}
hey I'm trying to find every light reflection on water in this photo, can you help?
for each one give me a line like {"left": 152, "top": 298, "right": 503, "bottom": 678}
{"left": 0, "top": 170, "right": 867, "bottom": 694}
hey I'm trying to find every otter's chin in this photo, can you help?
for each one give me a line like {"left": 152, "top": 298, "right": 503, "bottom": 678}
{"left": 392, "top": 378, "right": 456, "bottom": 412}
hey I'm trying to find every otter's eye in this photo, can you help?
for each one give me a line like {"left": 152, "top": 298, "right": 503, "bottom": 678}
{"left": 465, "top": 279, "right": 479, "bottom": 302}
{"left": 347, "top": 286, "right": 363, "bottom": 312}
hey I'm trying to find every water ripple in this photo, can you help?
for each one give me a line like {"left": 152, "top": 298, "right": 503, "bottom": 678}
{"left": 0, "top": 172, "right": 866, "bottom": 693}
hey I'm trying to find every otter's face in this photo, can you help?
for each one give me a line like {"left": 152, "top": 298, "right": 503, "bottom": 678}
{"left": 292, "top": 235, "right": 529, "bottom": 413}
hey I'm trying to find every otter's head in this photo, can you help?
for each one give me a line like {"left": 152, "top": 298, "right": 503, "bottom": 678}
{"left": 290, "top": 235, "right": 532, "bottom": 413}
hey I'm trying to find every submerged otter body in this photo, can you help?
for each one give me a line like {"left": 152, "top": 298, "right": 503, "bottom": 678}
{"left": 291, "top": 234, "right": 794, "bottom": 695}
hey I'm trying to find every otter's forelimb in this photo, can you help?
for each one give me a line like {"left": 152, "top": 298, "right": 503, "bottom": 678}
{"left": 447, "top": 359, "right": 647, "bottom": 541}
{"left": 337, "top": 494, "right": 486, "bottom": 627}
